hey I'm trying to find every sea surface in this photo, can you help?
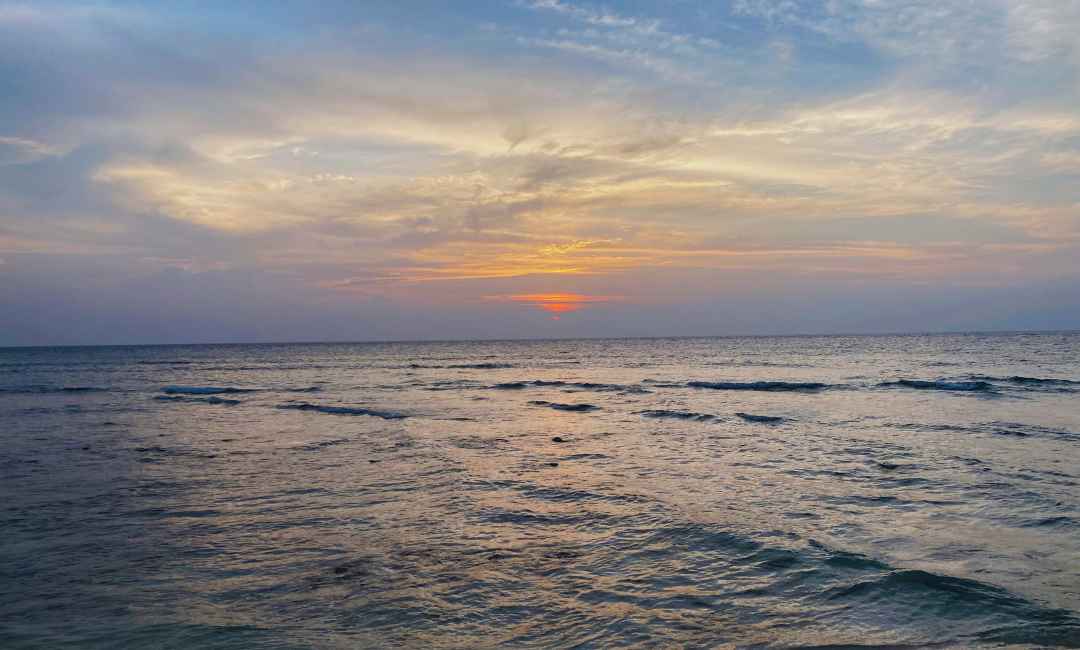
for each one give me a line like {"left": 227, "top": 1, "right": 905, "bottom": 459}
{"left": 2, "top": 333, "right": 1079, "bottom": 648}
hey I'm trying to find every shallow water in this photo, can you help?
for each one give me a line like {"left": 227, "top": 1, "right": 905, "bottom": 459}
{"left": 2, "top": 333, "right": 1079, "bottom": 648}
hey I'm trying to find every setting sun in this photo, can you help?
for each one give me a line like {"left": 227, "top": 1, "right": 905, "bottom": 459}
{"left": 499, "top": 293, "right": 619, "bottom": 319}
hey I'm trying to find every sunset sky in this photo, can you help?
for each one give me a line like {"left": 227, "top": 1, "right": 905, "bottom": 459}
{"left": 2, "top": 1, "right": 1078, "bottom": 344}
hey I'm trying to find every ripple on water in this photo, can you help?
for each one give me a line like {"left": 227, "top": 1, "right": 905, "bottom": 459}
{"left": 308, "top": 519, "right": 1080, "bottom": 647}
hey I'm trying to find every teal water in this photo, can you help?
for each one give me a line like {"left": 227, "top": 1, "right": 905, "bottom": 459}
{"left": 1, "top": 333, "right": 1079, "bottom": 648}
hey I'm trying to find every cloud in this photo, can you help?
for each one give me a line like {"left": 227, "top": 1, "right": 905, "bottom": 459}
{"left": 524, "top": 1, "right": 656, "bottom": 31}
{"left": 0, "top": 136, "right": 57, "bottom": 165}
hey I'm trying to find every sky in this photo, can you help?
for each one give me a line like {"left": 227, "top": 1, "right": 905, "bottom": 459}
{"left": 1, "top": 0, "right": 1078, "bottom": 345}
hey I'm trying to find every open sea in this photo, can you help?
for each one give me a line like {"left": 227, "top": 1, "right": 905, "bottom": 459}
{"left": 1, "top": 332, "right": 1079, "bottom": 649}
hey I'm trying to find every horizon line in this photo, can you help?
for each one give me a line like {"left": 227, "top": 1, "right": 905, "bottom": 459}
{"left": 1, "top": 327, "right": 1078, "bottom": 351}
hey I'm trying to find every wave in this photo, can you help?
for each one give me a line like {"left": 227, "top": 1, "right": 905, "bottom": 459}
{"left": 708, "top": 360, "right": 815, "bottom": 368}
{"left": 879, "top": 379, "right": 995, "bottom": 392}
{"left": 162, "top": 385, "right": 258, "bottom": 395}
{"left": 407, "top": 362, "right": 514, "bottom": 370}
{"left": 422, "top": 382, "right": 485, "bottom": 392}
{"left": 825, "top": 567, "right": 1026, "bottom": 607}
{"left": 154, "top": 395, "right": 242, "bottom": 406}
{"left": 623, "top": 522, "right": 1079, "bottom": 643}
{"left": 0, "top": 385, "right": 108, "bottom": 394}
{"left": 688, "top": 380, "right": 828, "bottom": 392}
{"left": 1019, "top": 515, "right": 1077, "bottom": 529}
{"left": 820, "top": 566, "right": 1080, "bottom": 646}
{"left": 969, "top": 375, "right": 1079, "bottom": 389}
{"left": 638, "top": 409, "right": 719, "bottom": 422}
{"left": 198, "top": 364, "right": 341, "bottom": 371}
{"left": 276, "top": 402, "right": 406, "bottom": 419}
{"left": 735, "top": 412, "right": 786, "bottom": 424}
{"left": 641, "top": 379, "right": 686, "bottom": 388}
{"left": 892, "top": 420, "right": 1077, "bottom": 439}
{"left": 985, "top": 421, "right": 1077, "bottom": 439}
{"left": 528, "top": 400, "right": 599, "bottom": 412}
{"left": 493, "top": 379, "right": 649, "bottom": 393}
{"left": 136, "top": 360, "right": 196, "bottom": 365}
{"left": 294, "top": 437, "right": 353, "bottom": 452}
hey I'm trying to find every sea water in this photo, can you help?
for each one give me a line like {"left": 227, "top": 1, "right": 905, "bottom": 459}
{"left": 1, "top": 333, "right": 1079, "bottom": 647}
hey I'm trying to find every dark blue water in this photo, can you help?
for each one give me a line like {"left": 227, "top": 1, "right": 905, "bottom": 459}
{"left": 2, "top": 333, "right": 1079, "bottom": 648}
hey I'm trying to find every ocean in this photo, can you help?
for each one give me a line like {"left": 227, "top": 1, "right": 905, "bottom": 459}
{"left": 1, "top": 333, "right": 1079, "bottom": 648}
